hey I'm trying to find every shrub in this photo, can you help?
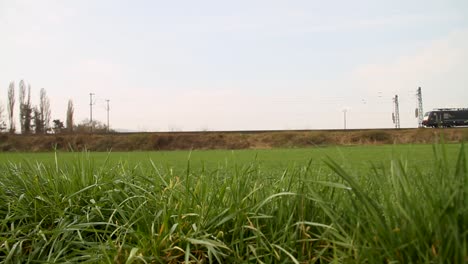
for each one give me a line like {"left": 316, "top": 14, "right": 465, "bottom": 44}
{"left": 361, "top": 130, "right": 392, "bottom": 143}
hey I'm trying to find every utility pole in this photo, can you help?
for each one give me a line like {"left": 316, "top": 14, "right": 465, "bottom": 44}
{"left": 89, "top": 93, "right": 95, "bottom": 133}
{"left": 416, "top": 87, "right": 423, "bottom": 128}
{"left": 393, "top": 95, "right": 400, "bottom": 129}
{"left": 343, "top": 109, "right": 347, "bottom": 130}
{"left": 106, "top": 99, "right": 110, "bottom": 133}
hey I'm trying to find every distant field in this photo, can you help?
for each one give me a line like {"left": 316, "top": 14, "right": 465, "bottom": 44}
{"left": 1, "top": 143, "right": 466, "bottom": 263}
{"left": 0, "top": 143, "right": 464, "bottom": 173}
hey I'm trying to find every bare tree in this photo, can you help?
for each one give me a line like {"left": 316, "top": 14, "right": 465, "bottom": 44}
{"left": 18, "top": 81, "right": 33, "bottom": 134}
{"left": 75, "top": 119, "right": 108, "bottom": 133}
{"left": 52, "top": 119, "right": 64, "bottom": 133}
{"left": 39, "top": 88, "right": 51, "bottom": 134}
{"left": 24, "top": 85, "right": 33, "bottom": 134}
{"left": 66, "top": 99, "right": 74, "bottom": 132}
{"left": 33, "top": 106, "right": 43, "bottom": 134}
{"left": 7, "top": 82, "right": 15, "bottom": 133}
{"left": 18, "top": 80, "right": 26, "bottom": 133}
{"left": 0, "top": 103, "right": 6, "bottom": 132}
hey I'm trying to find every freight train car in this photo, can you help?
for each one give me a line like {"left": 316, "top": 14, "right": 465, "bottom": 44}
{"left": 422, "top": 108, "right": 468, "bottom": 127}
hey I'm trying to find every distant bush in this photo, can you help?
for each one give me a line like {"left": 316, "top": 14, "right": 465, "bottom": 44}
{"left": 152, "top": 135, "right": 175, "bottom": 150}
{"left": 94, "top": 136, "right": 114, "bottom": 151}
{"left": 0, "top": 129, "right": 467, "bottom": 152}
{"left": 360, "top": 130, "right": 392, "bottom": 143}
{"left": 462, "top": 130, "right": 468, "bottom": 141}
{"left": 307, "top": 132, "right": 329, "bottom": 145}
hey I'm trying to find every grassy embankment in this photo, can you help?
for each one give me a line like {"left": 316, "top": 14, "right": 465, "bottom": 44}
{"left": 0, "top": 143, "right": 467, "bottom": 263}
{"left": 0, "top": 128, "right": 467, "bottom": 151}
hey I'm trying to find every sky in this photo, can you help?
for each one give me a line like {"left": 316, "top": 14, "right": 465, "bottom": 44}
{"left": 1, "top": 0, "right": 467, "bottom": 132}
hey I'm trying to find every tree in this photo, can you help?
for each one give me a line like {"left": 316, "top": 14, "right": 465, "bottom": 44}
{"left": 52, "top": 119, "right": 64, "bottom": 134}
{"left": 7, "top": 82, "right": 15, "bottom": 133}
{"left": 18, "top": 80, "right": 26, "bottom": 133}
{"left": 39, "top": 88, "right": 51, "bottom": 134}
{"left": 66, "top": 99, "right": 74, "bottom": 133}
{"left": 33, "top": 107, "right": 43, "bottom": 134}
{"left": 23, "top": 85, "right": 33, "bottom": 134}
{"left": 18, "top": 80, "right": 33, "bottom": 134}
{"left": 0, "top": 103, "right": 6, "bottom": 132}
{"left": 75, "top": 119, "right": 109, "bottom": 133}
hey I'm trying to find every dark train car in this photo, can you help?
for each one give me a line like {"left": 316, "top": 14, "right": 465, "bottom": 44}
{"left": 422, "top": 108, "right": 468, "bottom": 127}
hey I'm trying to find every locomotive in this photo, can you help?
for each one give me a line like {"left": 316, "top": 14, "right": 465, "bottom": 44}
{"left": 422, "top": 108, "right": 468, "bottom": 127}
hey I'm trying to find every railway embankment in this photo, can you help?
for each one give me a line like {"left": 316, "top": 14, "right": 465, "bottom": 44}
{"left": 0, "top": 128, "right": 467, "bottom": 152}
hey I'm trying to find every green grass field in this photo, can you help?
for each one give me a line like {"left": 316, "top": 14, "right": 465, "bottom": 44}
{"left": 1, "top": 143, "right": 467, "bottom": 263}
{"left": 0, "top": 143, "right": 463, "bottom": 173}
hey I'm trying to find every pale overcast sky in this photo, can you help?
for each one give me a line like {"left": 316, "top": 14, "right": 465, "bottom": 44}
{"left": 1, "top": 0, "right": 467, "bottom": 131}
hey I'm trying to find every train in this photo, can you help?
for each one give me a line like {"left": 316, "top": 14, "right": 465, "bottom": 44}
{"left": 422, "top": 108, "right": 468, "bottom": 128}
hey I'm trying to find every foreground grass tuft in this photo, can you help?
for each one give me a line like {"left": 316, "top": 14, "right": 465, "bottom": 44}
{"left": 0, "top": 144, "right": 466, "bottom": 263}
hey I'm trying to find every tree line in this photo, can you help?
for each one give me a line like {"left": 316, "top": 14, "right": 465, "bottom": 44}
{"left": 1, "top": 80, "right": 109, "bottom": 134}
